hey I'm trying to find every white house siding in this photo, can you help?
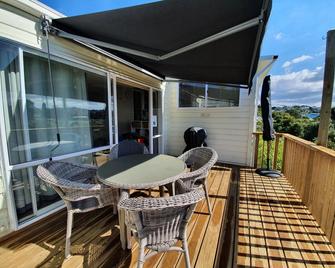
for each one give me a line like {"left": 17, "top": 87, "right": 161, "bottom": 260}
{"left": 164, "top": 83, "right": 253, "bottom": 165}
{"left": 164, "top": 58, "right": 275, "bottom": 166}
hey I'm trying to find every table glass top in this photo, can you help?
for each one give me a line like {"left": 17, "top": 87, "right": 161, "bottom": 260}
{"left": 97, "top": 154, "right": 185, "bottom": 188}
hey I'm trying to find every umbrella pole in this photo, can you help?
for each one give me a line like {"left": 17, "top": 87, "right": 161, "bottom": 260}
{"left": 266, "top": 140, "right": 271, "bottom": 170}
{"left": 256, "top": 139, "right": 281, "bottom": 178}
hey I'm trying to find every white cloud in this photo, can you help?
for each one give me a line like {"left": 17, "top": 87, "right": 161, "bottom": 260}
{"left": 270, "top": 67, "right": 329, "bottom": 106}
{"left": 282, "top": 55, "right": 313, "bottom": 69}
{"left": 274, "top": 32, "right": 284, "bottom": 40}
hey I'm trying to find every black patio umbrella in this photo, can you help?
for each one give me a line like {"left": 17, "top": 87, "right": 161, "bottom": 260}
{"left": 256, "top": 75, "right": 281, "bottom": 177}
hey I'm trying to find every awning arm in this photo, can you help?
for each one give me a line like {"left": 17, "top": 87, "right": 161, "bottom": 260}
{"left": 43, "top": 15, "right": 262, "bottom": 61}
{"left": 159, "top": 16, "right": 261, "bottom": 60}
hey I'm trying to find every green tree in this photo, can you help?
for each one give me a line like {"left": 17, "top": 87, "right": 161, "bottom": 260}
{"left": 303, "top": 122, "right": 319, "bottom": 141}
{"left": 286, "top": 106, "right": 302, "bottom": 118}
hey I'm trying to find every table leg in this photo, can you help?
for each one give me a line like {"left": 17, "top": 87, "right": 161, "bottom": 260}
{"left": 172, "top": 181, "right": 176, "bottom": 196}
{"left": 127, "top": 227, "right": 132, "bottom": 249}
{"left": 159, "top": 186, "right": 165, "bottom": 197}
{"left": 118, "top": 207, "right": 127, "bottom": 250}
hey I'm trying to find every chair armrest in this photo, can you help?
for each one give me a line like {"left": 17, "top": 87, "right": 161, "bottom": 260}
{"left": 118, "top": 186, "right": 204, "bottom": 212}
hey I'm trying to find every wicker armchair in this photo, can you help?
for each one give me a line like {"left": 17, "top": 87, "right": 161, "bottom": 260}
{"left": 36, "top": 161, "right": 119, "bottom": 258}
{"left": 108, "top": 140, "right": 149, "bottom": 159}
{"left": 118, "top": 180, "right": 205, "bottom": 268}
{"left": 169, "top": 147, "right": 218, "bottom": 214}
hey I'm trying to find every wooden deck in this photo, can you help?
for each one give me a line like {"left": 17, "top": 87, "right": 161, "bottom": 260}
{"left": 0, "top": 166, "right": 231, "bottom": 268}
{"left": 2, "top": 166, "right": 335, "bottom": 268}
{"left": 237, "top": 168, "right": 335, "bottom": 268}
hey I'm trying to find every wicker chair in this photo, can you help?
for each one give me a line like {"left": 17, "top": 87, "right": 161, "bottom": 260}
{"left": 108, "top": 139, "right": 149, "bottom": 159}
{"left": 169, "top": 147, "right": 218, "bottom": 215}
{"left": 36, "top": 161, "right": 119, "bottom": 258}
{"left": 118, "top": 180, "right": 205, "bottom": 268}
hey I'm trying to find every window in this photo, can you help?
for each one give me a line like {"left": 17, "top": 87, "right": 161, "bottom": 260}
{"left": 179, "top": 82, "right": 206, "bottom": 108}
{"left": 2, "top": 51, "right": 110, "bottom": 165}
{"left": 179, "top": 82, "right": 239, "bottom": 108}
{"left": 206, "top": 84, "right": 240, "bottom": 107}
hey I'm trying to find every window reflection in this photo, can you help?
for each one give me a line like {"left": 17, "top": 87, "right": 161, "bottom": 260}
{"left": 2, "top": 52, "right": 110, "bottom": 165}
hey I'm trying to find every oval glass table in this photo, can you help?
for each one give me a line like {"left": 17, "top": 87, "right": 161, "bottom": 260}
{"left": 97, "top": 154, "right": 186, "bottom": 249}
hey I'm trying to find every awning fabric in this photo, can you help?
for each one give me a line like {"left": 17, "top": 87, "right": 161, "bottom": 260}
{"left": 51, "top": 0, "right": 272, "bottom": 88}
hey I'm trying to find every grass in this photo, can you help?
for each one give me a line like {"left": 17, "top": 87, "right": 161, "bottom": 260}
{"left": 256, "top": 135, "right": 284, "bottom": 171}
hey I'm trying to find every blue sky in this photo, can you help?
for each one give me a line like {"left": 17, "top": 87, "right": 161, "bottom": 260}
{"left": 40, "top": 0, "right": 335, "bottom": 107}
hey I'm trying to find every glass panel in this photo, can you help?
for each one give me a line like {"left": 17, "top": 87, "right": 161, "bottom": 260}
{"left": 179, "top": 82, "right": 206, "bottom": 108}
{"left": 11, "top": 168, "right": 34, "bottom": 222}
{"left": 117, "top": 80, "right": 149, "bottom": 148}
{"left": 153, "top": 90, "right": 162, "bottom": 136}
{"left": 65, "top": 149, "right": 110, "bottom": 166}
{"left": 3, "top": 52, "right": 110, "bottom": 165}
{"left": 11, "top": 149, "right": 110, "bottom": 216}
{"left": 207, "top": 84, "right": 240, "bottom": 107}
{"left": 0, "top": 151, "right": 9, "bottom": 235}
{"left": 0, "top": 43, "right": 28, "bottom": 165}
{"left": 33, "top": 165, "right": 61, "bottom": 211}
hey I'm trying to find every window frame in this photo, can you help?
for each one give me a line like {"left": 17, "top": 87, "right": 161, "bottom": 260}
{"left": 177, "top": 82, "right": 241, "bottom": 109}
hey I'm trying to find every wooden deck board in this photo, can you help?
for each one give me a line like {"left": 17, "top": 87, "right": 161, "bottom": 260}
{"left": 237, "top": 168, "right": 335, "bottom": 268}
{"left": 0, "top": 166, "right": 231, "bottom": 268}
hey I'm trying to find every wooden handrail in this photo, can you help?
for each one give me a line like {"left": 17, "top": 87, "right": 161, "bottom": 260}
{"left": 283, "top": 133, "right": 335, "bottom": 157}
{"left": 252, "top": 132, "right": 335, "bottom": 246}
{"left": 279, "top": 133, "right": 335, "bottom": 246}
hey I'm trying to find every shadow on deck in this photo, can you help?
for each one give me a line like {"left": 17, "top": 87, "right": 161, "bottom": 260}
{"left": 237, "top": 168, "right": 335, "bottom": 268}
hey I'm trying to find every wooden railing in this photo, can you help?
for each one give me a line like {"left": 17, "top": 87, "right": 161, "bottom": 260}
{"left": 252, "top": 132, "right": 335, "bottom": 245}
{"left": 253, "top": 132, "right": 284, "bottom": 170}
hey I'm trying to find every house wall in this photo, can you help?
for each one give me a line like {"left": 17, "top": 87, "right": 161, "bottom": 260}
{"left": 164, "top": 83, "right": 254, "bottom": 165}
{"left": 163, "top": 58, "right": 275, "bottom": 166}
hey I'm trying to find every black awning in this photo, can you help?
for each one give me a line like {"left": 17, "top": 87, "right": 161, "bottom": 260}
{"left": 51, "top": 0, "right": 272, "bottom": 87}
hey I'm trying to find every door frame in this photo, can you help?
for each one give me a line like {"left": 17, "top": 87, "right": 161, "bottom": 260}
{"left": 113, "top": 74, "right": 164, "bottom": 154}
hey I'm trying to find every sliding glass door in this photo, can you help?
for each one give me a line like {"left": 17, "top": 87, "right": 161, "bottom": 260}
{"left": 0, "top": 40, "right": 114, "bottom": 225}
{"left": 0, "top": 39, "right": 162, "bottom": 229}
